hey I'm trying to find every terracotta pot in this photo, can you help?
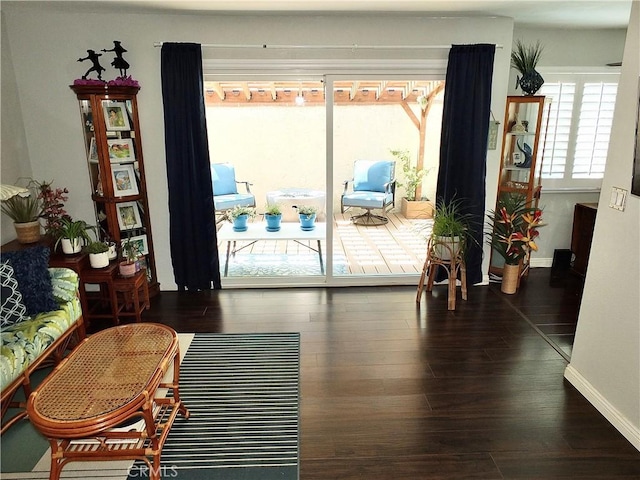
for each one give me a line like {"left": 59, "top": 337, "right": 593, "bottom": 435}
{"left": 501, "top": 263, "right": 520, "bottom": 294}
{"left": 14, "top": 220, "right": 41, "bottom": 244}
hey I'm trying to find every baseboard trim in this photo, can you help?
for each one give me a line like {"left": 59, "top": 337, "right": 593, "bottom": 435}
{"left": 564, "top": 364, "right": 640, "bottom": 451}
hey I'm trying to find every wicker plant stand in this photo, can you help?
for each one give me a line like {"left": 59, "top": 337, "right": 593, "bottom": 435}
{"left": 26, "top": 323, "right": 189, "bottom": 480}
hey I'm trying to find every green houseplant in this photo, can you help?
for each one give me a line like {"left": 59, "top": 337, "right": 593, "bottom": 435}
{"left": 390, "top": 149, "right": 433, "bottom": 219}
{"left": 511, "top": 39, "right": 544, "bottom": 95}
{"left": 264, "top": 204, "right": 282, "bottom": 232}
{"left": 53, "top": 218, "right": 95, "bottom": 254}
{"left": 296, "top": 205, "right": 317, "bottom": 230}
{"left": 119, "top": 230, "right": 142, "bottom": 277}
{"left": 431, "top": 197, "right": 476, "bottom": 260}
{"left": 228, "top": 205, "right": 256, "bottom": 232}
{"left": 85, "top": 240, "right": 110, "bottom": 268}
{"left": 486, "top": 193, "right": 544, "bottom": 293}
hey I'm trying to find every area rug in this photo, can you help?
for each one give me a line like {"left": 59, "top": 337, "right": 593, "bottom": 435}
{"left": 1, "top": 333, "right": 300, "bottom": 480}
{"left": 223, "top": 253, "right": 347, "bottom": 276}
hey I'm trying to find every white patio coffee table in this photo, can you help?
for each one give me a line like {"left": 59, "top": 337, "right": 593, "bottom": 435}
{"left": 217, "top": 222, "right": 326, "bottom": 276}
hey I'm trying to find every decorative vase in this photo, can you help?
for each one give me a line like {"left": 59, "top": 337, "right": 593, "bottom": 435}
{"left": 119, "top": 261, "right": 136, "bottom": 277}
{"left": 89, "top": 252, "right": 109, "bottom": 269}
{"left": 518, "top": 69, "right": 544, "bottom": 96}
{"left": 501, "top": 263, "right": 520, "bottom": 294}
{"left": 232, "top": 214, "right": 249, "bottom": 232}
{"left": 265, "top": 213, "right": 282, "bottom": 232}
{"left": 299, "top": 213, "right": 316, "bottom": 231}
{"left": 61, "top": 237, "right": 82, "bottom": 254}
{"left": 14, "top": 220, "right": 41, "bottom": 244}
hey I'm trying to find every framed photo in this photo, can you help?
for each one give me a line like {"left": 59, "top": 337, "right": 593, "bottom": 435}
{"left": 116, "top": 201, "right": 142, "bottom": 230}
{"left": 107, "top": 138, "right": 135, "bottom": 163}
{"left": 111, "top": 164, "right": 138, "bottom": 197}
{"left": 122, "top": 234, "right": 148, "bottom": 256}
{"left": 88, "top": 137, "right": 98, "bottom": 162}
{"left": 103, "top": 101, "right": 130, "bottom": 131}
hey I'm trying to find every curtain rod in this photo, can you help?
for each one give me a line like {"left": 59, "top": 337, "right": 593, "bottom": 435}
{"left": 153, "top": 42, "right": 502, "bottom": 50}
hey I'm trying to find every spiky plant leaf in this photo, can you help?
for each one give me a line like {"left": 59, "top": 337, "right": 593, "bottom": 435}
{"left": 510, "top": 40, "right": 544, "bottom": 74}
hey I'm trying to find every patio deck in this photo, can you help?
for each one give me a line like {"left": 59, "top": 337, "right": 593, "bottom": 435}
{"left": 217, "top": 213, "right": 432, "bottom": 276}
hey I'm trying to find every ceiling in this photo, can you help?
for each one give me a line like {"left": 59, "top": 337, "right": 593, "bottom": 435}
{"left": 37, "top": 1, "right": 632, "bottom": 29}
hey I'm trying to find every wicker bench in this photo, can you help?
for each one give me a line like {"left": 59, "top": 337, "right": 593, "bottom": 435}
{"left": 1, "top": 268, "right": 85, "bottom": 434}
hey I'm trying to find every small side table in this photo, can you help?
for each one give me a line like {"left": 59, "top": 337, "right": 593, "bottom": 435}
{"left": 114, "top": 270, "right": 150, "bottom": 323}
{"left": 79, "top": 261, "right": 120, "bottom": 326}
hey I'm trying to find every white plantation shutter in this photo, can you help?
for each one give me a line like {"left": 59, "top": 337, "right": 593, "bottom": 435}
{"left": 538, "top": 83, "right": 575, "bottom": 179}
{"left": 537, "top": 72, "right": 618, "bottom": 188}
{"left": 573, "top": 83, "right": 617, "bottom": 178}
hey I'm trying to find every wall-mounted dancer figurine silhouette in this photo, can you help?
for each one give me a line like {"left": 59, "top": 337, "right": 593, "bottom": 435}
{"left": 102, "top": 41, "right": 130, "bottom": 77}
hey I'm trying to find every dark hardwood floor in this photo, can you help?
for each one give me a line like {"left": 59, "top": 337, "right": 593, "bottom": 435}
{"left": 114, "top": 268, "right": 640, "bottom": 479}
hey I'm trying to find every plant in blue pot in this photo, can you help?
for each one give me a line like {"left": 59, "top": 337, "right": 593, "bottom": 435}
{"left": 264, "top": 203, "right": 282, "bottom": 232}
{"left": 296, "top": 205, "right": 317, "bottom": 231}
{"left": 228, "top": 205, "right": 256, "bottom": 232}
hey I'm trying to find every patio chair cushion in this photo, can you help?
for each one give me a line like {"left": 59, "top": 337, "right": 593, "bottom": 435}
{"left": 353, "top": 160, "right": 394, "bottom": 193}
{"left": 212, "top": 163, "right": 238, "bottom": 196}
{"left": 342, "top": 191, "right": 394, "bottom": 209}
{"left": 214, "top": 193, "right": 256, "bottom": 212}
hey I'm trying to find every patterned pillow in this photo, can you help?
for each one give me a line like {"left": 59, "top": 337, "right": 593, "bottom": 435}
{"left": 0, "top": 245, "right": 58, "bottom": 316}
{"left": 1, "top": 261, "right": 28, "bottom": 326}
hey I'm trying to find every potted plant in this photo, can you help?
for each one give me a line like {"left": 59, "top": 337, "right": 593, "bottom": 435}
{"left": 85, "top": 240, "right": 110, "bottom": 268}
{"left": 228, "top": 205, "right": 256, "bottom": 232}
{"left": 486, "top": 193, "right": 545, "bottom": 294}
{"left": 52, "top": 218, "right": 95, "bottom": 254}
{"left": 511, "top": 39, "right": 544, "bottom": 95}
{"left": 264, "top": 204, "right": 283, "bottom": 232}
{"left": 0, "top": 188, "right": 42, "bottom": 244}
{"left": 391, "top": 149, "right": 433, "bottom": 219}
{"left": 296, "top": 205, "right": 317, "bottom": 231}
{"left": 431, "top": 197, "right": 476, "bottom": 260}
{"left": 119, "top": 232, "right": 140, "bottom": 277}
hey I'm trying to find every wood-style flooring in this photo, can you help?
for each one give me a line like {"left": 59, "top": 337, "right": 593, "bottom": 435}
{"left": 105, "top": 268, "right": 640, "bottom": 479}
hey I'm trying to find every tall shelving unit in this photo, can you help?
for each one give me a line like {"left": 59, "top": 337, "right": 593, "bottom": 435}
{"left": 489, "top": 95, "right": 550, "bottom": 276}
{"left": 71, "top": 84, "right": 159, "bottom": 296}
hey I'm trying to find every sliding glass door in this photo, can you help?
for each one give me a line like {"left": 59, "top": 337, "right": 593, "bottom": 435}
{"left": 203, "top": 67, "right": 445, "bottom": 286}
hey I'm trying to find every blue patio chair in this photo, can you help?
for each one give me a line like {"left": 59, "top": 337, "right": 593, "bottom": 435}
{"left": 341, "top": 160, "right": 396, "bottom": 225}
{"left": 211, "top": 163, "right": 255, "bottom": 216}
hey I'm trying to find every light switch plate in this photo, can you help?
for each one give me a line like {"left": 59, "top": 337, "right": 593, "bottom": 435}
{"left": 609, "top": 186, "right": 627, "bottom": 211}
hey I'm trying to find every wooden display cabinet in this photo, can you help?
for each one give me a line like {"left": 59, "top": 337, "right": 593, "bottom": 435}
{"left": 489, "top": 95, "right": 551, "bottom": 276}
{"left": 71, "top": 84, "right": 159, "bottom": 295}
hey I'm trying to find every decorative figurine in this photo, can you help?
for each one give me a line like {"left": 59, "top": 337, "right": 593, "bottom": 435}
{"left": 77, "top": 49, "right": 105, "bottom": 81}
{"left": 515, "top": 140, "right": 533, "bottom": 168}
{"left": 102, "top": 41, "right": 130, "bottom": 77}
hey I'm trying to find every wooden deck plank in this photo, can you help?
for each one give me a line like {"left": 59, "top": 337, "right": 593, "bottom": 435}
{"left": 217, "top": 213, "right": 428, "bottom": 276}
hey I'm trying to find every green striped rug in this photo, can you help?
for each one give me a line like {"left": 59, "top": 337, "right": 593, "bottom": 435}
{"left": 128, "top": 332, "right": 300, "bottom": 480}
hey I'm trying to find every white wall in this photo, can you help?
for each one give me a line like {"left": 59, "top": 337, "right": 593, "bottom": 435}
{"left": 207, "top": 101, "right": 443, "bottom": 212}
{"left": 0, "top": 3, "right": 513, "bottom": 288}
{"left": 0, "top": 11, "right": 32, "bottom": 244}
{"left": 565, "top": 1, "right": 640, "bottom": 450}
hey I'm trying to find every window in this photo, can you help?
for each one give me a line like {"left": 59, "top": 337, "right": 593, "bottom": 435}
{"left": 537, "top": 71, "right": 619, "bottom": 189}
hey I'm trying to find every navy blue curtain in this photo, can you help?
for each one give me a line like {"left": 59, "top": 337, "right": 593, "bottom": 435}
{"left": 161, "top": 43, "right": 220, "bottom": 290}
{"left": 436, "top": 44, "right": 495, "bottom": 285}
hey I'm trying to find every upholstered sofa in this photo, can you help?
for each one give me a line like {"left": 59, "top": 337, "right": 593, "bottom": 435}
{"left": 1, "top": 245, "right": 85, "bottom": 433}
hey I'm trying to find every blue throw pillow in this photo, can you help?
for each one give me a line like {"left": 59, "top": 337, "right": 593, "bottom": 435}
{"left": 0, "top": 245, "right": 58, "bottom": 317}
{"left": 0, "top": 261, "right": 28, "bottom": 326}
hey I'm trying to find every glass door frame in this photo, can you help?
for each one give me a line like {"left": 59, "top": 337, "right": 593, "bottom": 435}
{"left": 204, "top": 60, "right": 446, "bottom": 288}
